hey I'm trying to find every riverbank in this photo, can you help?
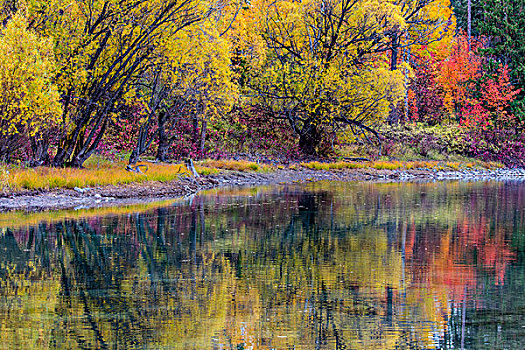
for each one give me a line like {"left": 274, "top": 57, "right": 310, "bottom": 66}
{"left": 1, "top": 165, "right": 525, "bottom": 212}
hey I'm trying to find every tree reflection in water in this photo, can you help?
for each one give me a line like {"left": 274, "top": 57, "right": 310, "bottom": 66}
{"left": 0, "top": 181, "right": 524, "bottom": 349}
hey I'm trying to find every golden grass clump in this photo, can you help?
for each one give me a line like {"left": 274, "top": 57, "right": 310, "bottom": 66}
{"left": 300, "top": 161, "right": 329, "bottom": 170}
{"left": 328, "top": 161, "right": 363, "bottom": 169}
{"left": 7, "top": 162, "right": 190, "bottom": 192}
{"left": 301, "top": 161, "right": 364, "bottom": 170}
{"left": 484, "top": 161, "right": 505, "bottom": 169}
{"left": 194, "top": 166, "right": 220, "bottom": 176}
{"left": 405, "top": 161, "right": 439, "bottom": 169}
{"left": 445, "top": 162, "right": 460, "bottom": 170}
{"left": 369, "top": 161, "right": 403, "bottom": 170}
{"left": 197, "top": 159, "right": 272, "bottom": 172}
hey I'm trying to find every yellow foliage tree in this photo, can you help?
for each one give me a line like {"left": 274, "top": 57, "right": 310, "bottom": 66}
{"left": 236, "top": 0, "right": 407, "bottom": 154}
{"left": 0, "top": 10, "right": 61, "bottom": 162}
{"left": 129, "top": 6, "right": 239, "bottom": 163}
{"left": 28, "top": 0, "right": 204, "bottom": 167}
{"left": 384, "top": 0, "right": 455, "bottom": 124}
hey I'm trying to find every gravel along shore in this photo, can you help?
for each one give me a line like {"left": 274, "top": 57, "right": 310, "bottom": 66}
{"left": 1, "top": 167, "right": 525, "bottom": 212}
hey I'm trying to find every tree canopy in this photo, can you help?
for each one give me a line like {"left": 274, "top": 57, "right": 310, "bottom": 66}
{"left": 0, "top": 0, "right": 524, "bottom": 165}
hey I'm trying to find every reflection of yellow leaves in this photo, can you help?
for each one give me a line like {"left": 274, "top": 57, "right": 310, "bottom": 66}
{"left": 3, "top": 181, "right": 513, "bottom": 349}
{"left": 0, "top": 264, "right": 61, "bottom": 349}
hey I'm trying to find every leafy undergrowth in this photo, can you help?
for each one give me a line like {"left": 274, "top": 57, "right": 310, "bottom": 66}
{"left": 2, "top": 162, "right": 191, "bottom": 193}
{"left": 373, "top": 123, "right": 525, "bottom": 168}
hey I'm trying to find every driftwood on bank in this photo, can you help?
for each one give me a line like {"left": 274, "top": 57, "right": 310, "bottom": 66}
{"left": 125, "top": 164, "right": 149, "bottom": 175}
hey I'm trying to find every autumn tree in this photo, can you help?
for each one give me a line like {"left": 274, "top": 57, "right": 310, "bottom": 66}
{"left": 128, "top": 5, "right": 238, "bottom": 164}
{"left": 27, "top": 0, "right": 204, "bottom": 167}
{"left": 386, "top": 0, "right": 455, "bottom": 123}
{"left": 406, "top": 53, "right": 446, "bottom": 124}
{"left": 0, "top": 10, "right": 62, "bottom": 163}
{"left": 387, "top": 0, "right": 453, "bottom": 70}
{"left": 434, "top": 34, "right": 482, "bottom": 119}
{"left": 240, "top": 0, "right": 406, "bottom": 155}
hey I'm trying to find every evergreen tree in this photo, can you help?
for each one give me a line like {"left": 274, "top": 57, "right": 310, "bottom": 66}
{"left": 460, "top": 0, "right": 525, "bottom": 125}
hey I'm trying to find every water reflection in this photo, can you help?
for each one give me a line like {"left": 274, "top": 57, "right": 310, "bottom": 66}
{"left": 1, "top": 181, "right": 525, "bottom": 349}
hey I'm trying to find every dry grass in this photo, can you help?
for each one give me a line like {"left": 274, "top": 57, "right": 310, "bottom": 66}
{"left": 300, "top": 161, "right": 330, "bottom": 170}
{"left": 369, "top": 161, "right": 404, "bottom": 170}
{"left": 405, "top": 161, "right": 439, "bottom": 169}
{"left": 5, "top": 162, "right": 190, "bottom": 192}
{"left": 301, "top": 161, "right": 364, "bottom": 170}
{"left": 197, "top": 159, "right": 273, "bottom": 172}
{"left": 484, "top": 161, "right": 506, "bottom": 169}
{"left": 445, "top": 161, "right": 460, "bottom": 170}
{"left": 302, "top": 159, "right": 504, "bottom": 172}
{"left": 194, "top": 166, "right": 220, "bottom": 176}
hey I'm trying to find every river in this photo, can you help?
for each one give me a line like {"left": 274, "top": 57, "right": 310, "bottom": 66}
{"left": 1, "top": 180, "right": 524, "bottom": 349}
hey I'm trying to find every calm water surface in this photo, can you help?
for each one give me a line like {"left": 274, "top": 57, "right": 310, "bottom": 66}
{"left": 1, "top": 181, "right": 525, "bottom": 349}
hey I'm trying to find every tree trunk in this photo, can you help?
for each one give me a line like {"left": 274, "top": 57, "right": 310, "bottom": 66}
{"left": 193, "top": 114, "right": 199, "bottom": 146}
{"left": 156, "top": 112, "right": 169, "bottom": 162}
{"left": 387, "top": 103, "right": 400, "bottom": 125}
{"left": 388, "top": 32, "right": 401, "bottom": 124}
{"left": 129, "top": 148, "right": 141, "bottom": 165}
{"left": 69, "top": 156, "right": 86, "bottom": 168}
{"left": 185, "top": 158, "right": 200, "bottom": 178}
{"left": 390, "top": 32, "right": 399, "bottom": 71}
{"left": 129, "top": 108, "right": 158, "bottom": 165}
{"left": 0, "top": 135, "right": 17, "bottom": 163}
{"left": 52, "top": 119, "right": 87, "bottom": 167}
{"left": 129, "top": 125, "right": 148, "bottom": 165}
{"left": 298, "top": 129, "right": 320, "bottom": 155}
{"left": 52, "top": 147, "right": 68, "bottom": 167}
{"left": 30, "top": 138, "right": 50, "bottom": 167}
{"left": 66, "top": 119, "right": 108, "bottom": 168}
{"left": 199, "top": 119, "right": 207, "bottom": 158}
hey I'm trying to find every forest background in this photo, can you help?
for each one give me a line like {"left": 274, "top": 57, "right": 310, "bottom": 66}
{"left": 1, "top": 0, "right": 524, "bottom": 169}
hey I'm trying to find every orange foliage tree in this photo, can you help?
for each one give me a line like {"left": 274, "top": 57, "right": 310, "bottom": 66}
{"left": 408, "top": 33, "right": 521, "bottom": 131}
{"left": 461, "top": 65, "right": 521, "bottom": 129}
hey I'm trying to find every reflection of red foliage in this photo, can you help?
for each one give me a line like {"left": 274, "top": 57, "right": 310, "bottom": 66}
{"left": 430, "top": 215, "right": 515, "bottom": 305}
{"left": 403, "top": 220, "right": 416, "bottom": 260}
{"left": 456, "top": 216, "right": 515, "bottom": 286}
{"left": 406, "top": 212, "right": 516, "bottom": 307}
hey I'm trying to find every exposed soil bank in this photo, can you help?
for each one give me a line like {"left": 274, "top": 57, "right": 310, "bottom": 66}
{"left": 1, "top": 167, "right": 525, "bottom": 212}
